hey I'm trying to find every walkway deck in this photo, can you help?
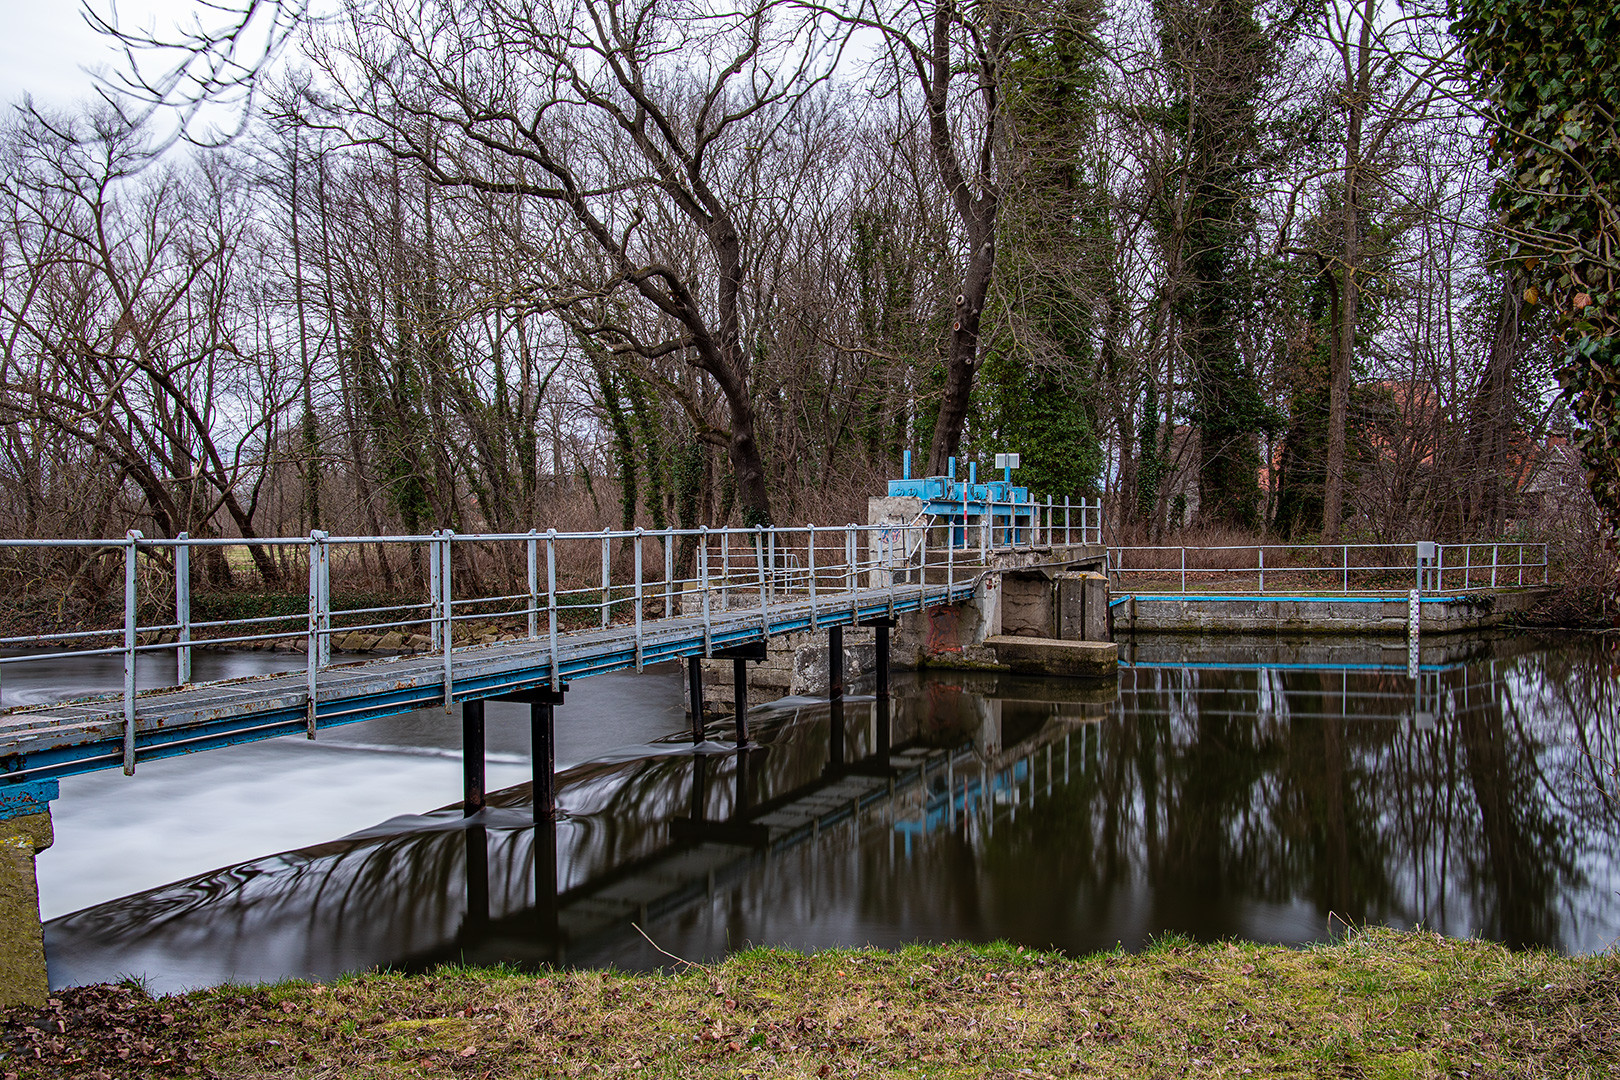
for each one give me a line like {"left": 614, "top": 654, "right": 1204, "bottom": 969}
{"left": 1, "top": 581, "right": 973, "bottom": 787}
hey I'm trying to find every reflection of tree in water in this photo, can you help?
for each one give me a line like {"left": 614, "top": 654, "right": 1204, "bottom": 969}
{"left": 46, "top": 698, "right": 907, "bottom": 988}
{"left": 46, "top": 638, "right": 1620, "bottom": 990}
{"left": 969, "top": 639, "right": 1617, "bottom": 951}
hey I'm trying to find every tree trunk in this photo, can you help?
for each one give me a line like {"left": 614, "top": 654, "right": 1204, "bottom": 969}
{"left": 1321, "top": 0, "right": 1373, "bottom": 542}
{"left": 927, "top": 220, "right": 995, "bottom": 475}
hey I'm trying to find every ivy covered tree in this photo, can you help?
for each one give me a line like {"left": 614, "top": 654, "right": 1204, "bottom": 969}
{"left": 1153, "top": 0, "right": 1279, "bottom": 530}
{"left": 976, "top": 0, "right": 1107, "bottom": 499}
{"left": 1454, "top": 0, "right": 1620, "bottom": 534}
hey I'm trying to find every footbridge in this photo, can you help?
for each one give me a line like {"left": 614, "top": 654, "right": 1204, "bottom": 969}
{"left": 0, "top": 477, "right": 1103, "bottom": 1001}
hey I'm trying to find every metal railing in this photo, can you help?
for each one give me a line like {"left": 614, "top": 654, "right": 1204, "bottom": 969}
{"left": 0, "top": 509, "right": 1101, "bottom": 774}
{"left": 1107, "top": 541, "right": 1549, "bottom": 595}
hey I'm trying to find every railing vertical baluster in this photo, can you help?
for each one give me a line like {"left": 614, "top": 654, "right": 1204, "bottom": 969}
{"left": 441, "top": 530, "right": 454, "bottom": 711}
{"left": 175, "top": 532, "right": 191, "bottom": 685}
{"left": 634, "top": 527, "right": 644, "bottom": 671}
{"left": 1258, "top": 545, "right": 1264, "bottom": 593}
{"left": 947, "top": 515, "right": 954, "bottom": 597}
{"left": 1344, "top": 544, "right": 1349, "bottom": 593}
{"left": 1518, "top": 544, "right": 1524, "bottom": 587}
{"left": 317, "top": 533, "right": 331, "bottom": 669}
{"left": 918, "top": 520, "right": 929, "bottom": 601}
{"left": 306, "top": 530, "right": 322, "bottom": 738}
{"left": 720, "top": 530, "right": 730, "bottom": 610}
{"left": 1064, "top": 496, "right": 1071, "bottom": 546}
{"left": 808, "top": 525, "right": 818, "bottom": 628}
{"left": 888, "top": 521, "right": 898, "bottom": 616}
{"left": 546, "top": 529, "right": 560, "bottom": 690}
{"left": 1463, "top": 545, "right": 1471, "bottom": 590}
{"left": 846, "top": 524, "right": 856, "bottom": 608}
{"left": 700, "top": 526, "right": 713, "bottom": 655}
{"left": 527, "top": 530, "right": 539, "bottom": 641}
{"left": 756, "top": 525, "right": 769, "bottom": 637}
{"left": 1181, "top": 546, "right": 1186, "bottom": 594}
{"left": 1491, "top": 543, "right": 1498, "bottom": 588}
{"left": 123, "top": 530, "right": 141, "bottom": 774}
{"left": 429, "top": 529, "right": 443, "bottom": 651}
{"left": 601, "top": 528, "right": 612, "bottom": 628}
{"left": 664, "top": 531, "right": 675, "bottom": 618}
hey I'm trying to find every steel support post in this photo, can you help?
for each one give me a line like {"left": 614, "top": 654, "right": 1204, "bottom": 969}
{"left": 687, "top": 655, "right": 705, "bottom": 743}
{"left": 462, "top": 698, "right": 486, "bottom": 816}
{"left": 533, "top": 699, "right": 558, "bottom": 821}
{"left": 733, "top": 657, "right": 750, "bottom": 747}
{"left": 875, "top": 621, "right": 891, "bottom": 764}
{"left": 827, "top": 624, "right": 845, "bottom": 769}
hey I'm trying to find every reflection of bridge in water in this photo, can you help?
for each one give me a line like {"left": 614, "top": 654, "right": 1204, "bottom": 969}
{"left": 44, "top": 635, "right": 1619, "bottom": 989}
{"left": 44, "top": 671, "right": 1108, "bottom": 988}
{"left": 423, "top": 672, "right": 1110, "bottom": 970}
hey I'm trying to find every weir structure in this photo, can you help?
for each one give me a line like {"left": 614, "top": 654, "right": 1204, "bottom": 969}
{"left": 0, "top": 478, "right": 1107, "bottom": 1002}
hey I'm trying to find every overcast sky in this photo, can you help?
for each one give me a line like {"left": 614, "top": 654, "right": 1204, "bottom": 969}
{"left": 0, "top": 2, "right": 216, "bottom": 118}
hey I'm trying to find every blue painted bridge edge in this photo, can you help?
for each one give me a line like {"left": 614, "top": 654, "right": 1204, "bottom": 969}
{"left": 0, "top": 586, "right": 975, "bottom": 808}
{"left": 0, "top": 779, "right": 57, "bottom": 820}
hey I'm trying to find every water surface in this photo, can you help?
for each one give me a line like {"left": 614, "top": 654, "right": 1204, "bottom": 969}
{"left": 24, "top": 632, "right": 1620, "bottom": 992}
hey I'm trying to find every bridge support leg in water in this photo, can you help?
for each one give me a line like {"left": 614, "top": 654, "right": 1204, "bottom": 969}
{"left": 687, "top": 656, "right": 704, "bottom": 743}
{"left": 859, "top": 617, "right": 895, "bottom": 766}
{"left": 732, "top": 658, "right": 749, "bottom": 747}
{"left": 714, "top": 641, "right": 766, "bottom": 749}
{"left": 492, "top": 686, "right": 568, "bottom": 822}
{"left": 463, "top": 699, "right": 486, "bottom": 816}
{"left": 1, "top": 780, "right": 57, "bottom": 1007}
{"left": 827, "top": 625, "right": 845, "bottom": 769}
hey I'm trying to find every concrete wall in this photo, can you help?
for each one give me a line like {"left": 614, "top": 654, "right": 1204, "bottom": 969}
{"left": 1111, "top": 588, "right": 1553, "bottom": 635}
{"left": 1, "top": 809, "right": 53, "bottom": 1006}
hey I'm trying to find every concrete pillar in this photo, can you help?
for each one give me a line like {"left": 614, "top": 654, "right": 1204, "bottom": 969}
{"left": 1058, "top": 572, "right": 1111, "bottom": 642}
{"left": 1, "top": 780, "right": 57, "bottom": 1007}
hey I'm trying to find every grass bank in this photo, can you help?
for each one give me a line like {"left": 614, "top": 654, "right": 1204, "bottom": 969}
{"left": 3, "top": 929, "right": 1616, "bottom": 1078}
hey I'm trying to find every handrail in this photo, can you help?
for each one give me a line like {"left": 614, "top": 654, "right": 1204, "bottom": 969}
{"left": 0, "top": 511, "right": 1106, "bottom": 772}
{"left": 1107, "top": 541, "right": 1550, "bottom": 595}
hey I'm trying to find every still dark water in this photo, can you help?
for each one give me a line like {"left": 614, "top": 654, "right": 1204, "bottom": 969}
{"left": 26, "top": 632, "right": 1620, "bottom": 993}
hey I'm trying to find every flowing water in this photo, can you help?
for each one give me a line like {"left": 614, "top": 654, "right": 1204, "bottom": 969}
{"left": 16, "top": 632, "right": 1620, "bottom": 993}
